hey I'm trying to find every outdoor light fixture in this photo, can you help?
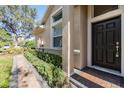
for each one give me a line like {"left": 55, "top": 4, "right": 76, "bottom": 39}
{"left": 41, "top": 40, "right": 44, "bottom": 45}
{"left": 41, "top": 40, "right": 44, "bottom": 52}
{"left": 39, "top": 25, "right": 45, "bottom": 28}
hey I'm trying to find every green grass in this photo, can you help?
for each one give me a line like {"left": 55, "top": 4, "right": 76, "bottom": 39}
{"left": 0, "top": 54, "right": 13, "bottom": 88}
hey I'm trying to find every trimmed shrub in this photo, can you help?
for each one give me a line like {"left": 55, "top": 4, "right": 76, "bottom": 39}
{"left": 24, "top": 51, "right": 66, "bottom": 88}
{"left": 24, "top": 40, "right": 36, "bottom": 48}
{"left": 28, "top": 48, "right": 37, "bottom": 55}
{"left": 28, "top": 49, "right": 62, "bottom": 68}
{"left": 6, "top": 47, "right": 24, "bottom": 54}
{"left": 0, "top": 48, "right": 4, "bottom": 53}
{"left": 0, "top": 80, "right": 9, "bottom": 88}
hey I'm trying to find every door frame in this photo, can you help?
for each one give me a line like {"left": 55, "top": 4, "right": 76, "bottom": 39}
{"left": 87, "top": 5, "right": 124, "bottom": 77}
{"left": 92, "top": 16, "right": 121, "bottom": 71}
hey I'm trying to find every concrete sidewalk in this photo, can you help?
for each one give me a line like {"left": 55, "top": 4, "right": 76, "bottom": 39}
{"left": 10, "top": 54, "right": 49, "bottom": 88}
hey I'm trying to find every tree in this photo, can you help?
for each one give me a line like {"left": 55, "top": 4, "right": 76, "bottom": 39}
{"left": 0, "top": 28, "right": 12, "bottom": 47}
{"left": 0, "top": 6, "right": 37, "bottom": 42}
{"left": 24, "top": 40, "right": 36, "bottom": 48}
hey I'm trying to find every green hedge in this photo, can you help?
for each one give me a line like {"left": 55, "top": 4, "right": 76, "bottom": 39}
{"left": 24, "top": 51, "right": 66, "bottom": 87}
{"left": 28, "top": 48, "right": 37, "bottom": 55}
{"left": 28, "top": 49, "right": 62, "bottom": 68}
{"left": 0, "top": 48, "right": 4, "bottom": 53}
{"left": 24, "top": 40, "right": 36, "bottom": 48}
{"left": 6, "top": 48, "right": 24, "bottom": 54}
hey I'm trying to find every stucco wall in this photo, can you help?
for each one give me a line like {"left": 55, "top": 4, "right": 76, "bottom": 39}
{"left": 80, "top": 6, "right": 87, "bottom": 68}
{"left": 35, "top": 17, "right": 51, "bottom": 49}
{"left": 62, "top": 6, "right": 74, "bottom": 76}
{"left": 73, "top": 6, "right": 81, "bottom": 69}
{"left": 71, "top": 6, "right": 87, "bottom": 70}
{"left": 62, "top": 5, "right": 88, "bottom": 75}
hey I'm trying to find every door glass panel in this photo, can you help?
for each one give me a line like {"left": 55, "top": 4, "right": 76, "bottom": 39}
{"left": 94, "top": 5, "right": 118, "bottom": 17}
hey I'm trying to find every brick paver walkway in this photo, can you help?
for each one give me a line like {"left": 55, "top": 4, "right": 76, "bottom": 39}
{"left": 11, "top": 55, "right": 41, "bottom": 88}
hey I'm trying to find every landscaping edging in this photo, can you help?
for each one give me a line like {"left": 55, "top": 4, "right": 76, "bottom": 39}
{"left": 9, "top": 56, "right": 18, "bottom": 88}
{"left": 23, "top": 55, "right": 50, "bottom": 88}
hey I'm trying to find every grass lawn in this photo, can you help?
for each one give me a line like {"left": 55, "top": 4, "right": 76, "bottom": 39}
{"left": 0, "top": 54, "right": 13, "bottom": 88}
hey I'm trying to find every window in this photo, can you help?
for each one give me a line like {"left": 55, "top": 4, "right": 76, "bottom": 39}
{"left": 52, "top": 23, "right": 62, "bottom": 48}
{"left": 94, "top": 5, "right": 118, "bottom": 17}
{"left": 52, "top": 8, "right": 62, "bottom": 48}
{"left": 53, "top": 36, "right": 62, "bottom": 47}
{"left": 53, "top": 10, "right": 62, "bottom": 22}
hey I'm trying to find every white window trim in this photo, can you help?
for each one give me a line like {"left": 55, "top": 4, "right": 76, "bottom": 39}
{"left": 87, "top": 5, "right": 124, "bottom": 77}
{"left": 51, "top": 6, "right": 63, "bottom": 18}
{"left": 50, "top": 6, "right": 63, "bottom": 50}
{"left": 52, "top": 19, "right": 62, "bottom": 27}
{"left": 91, "top": 5, "right": 121, "bottom": 23}
{"left": 53, "top": 35, "right": 62, "bottom": 37}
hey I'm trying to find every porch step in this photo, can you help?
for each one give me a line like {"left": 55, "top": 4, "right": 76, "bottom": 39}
{"left": 70, "top": 67, "right": 124, "bottom": 88}
{"left": 70, "top": 74, "right": 103, "bottom": 88}
{"left": 70, "top": 76, "right": 87, "bottom": 88}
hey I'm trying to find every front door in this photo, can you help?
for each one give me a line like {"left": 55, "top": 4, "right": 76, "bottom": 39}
{"left": 92, "top": 16, "right": 121, "bottom": 71}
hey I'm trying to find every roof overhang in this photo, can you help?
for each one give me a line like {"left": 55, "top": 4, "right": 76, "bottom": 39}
{"left": 32, "top": 26, "right": 45, "bottom": 35}
{"left": 41, "top": 5, "right": 54, "bottom": 25}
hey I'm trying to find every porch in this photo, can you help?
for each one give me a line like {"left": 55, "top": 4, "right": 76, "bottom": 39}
{"left": 70, "top": 67, "right": 124, "bottom": 88}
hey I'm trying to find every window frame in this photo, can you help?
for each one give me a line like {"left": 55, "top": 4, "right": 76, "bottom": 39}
{"left": 93, "top": 5, "right": 119, "bottom": 18}
{"left": 50, "top": 7, "right": 63, "bottom": 50}
{"left": 52, "top": 10, "right": 62, "bottom": 22}
{"left": 52, "top": 23, "right": 62, "bottom": 48}
{"left": 53, "top": 35, "right": 62, "bottom": 48}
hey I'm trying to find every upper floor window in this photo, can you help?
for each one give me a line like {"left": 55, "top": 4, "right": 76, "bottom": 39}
{"left": 53, "top": 10, "right": 62, "bottom": 22}
{"left": 94, "top": 5, "right": 118, "bottom": 17}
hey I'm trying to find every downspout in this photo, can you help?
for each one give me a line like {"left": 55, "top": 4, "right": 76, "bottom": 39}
{"left": 67, "top": 21, "right": 71, "bottom": 78}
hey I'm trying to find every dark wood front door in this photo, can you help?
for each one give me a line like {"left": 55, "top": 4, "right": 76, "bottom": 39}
{"left": 92, "top": 16, "right": 121, "bottom": 71}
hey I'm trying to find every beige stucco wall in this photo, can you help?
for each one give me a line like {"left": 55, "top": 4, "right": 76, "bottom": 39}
{"left": 35, "top": 16, "right": 51, "bottom": 49}
{"left": 62, "top": 5, "right": 88, "bottom": 76}
{"left": 73, "top": 6, "right": 81, "bottom": 69}
{"left": 80, "top": 6, "right": 87, "bottom": 68}
{"left": 62, "top": 6, "right": 74, "bottom": 76}
{"left": 73, "top": 6, "right": 87, "bottom": 70}
{"left": 35, "top": 24, "right": 50, "bottom": 48}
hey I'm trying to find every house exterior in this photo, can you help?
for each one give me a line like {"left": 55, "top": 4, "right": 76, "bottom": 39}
{"left": 33, "top": 5, "right": 124, "bottom": 80}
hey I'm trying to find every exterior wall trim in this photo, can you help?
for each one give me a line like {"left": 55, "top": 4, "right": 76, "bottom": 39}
{"left": 51, "top": 6, "right": 63, "bottom": 17}
{"left": 41, "top": 6, "right": 54, "bottom": 24}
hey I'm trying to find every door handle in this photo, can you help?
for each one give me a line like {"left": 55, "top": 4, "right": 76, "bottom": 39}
{"left": 115, "top": 42, "right": 119, "bottom": 58}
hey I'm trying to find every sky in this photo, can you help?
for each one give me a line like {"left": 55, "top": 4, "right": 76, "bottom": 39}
{"left": 30, "top": 5, "right": 48, "bottom": 21}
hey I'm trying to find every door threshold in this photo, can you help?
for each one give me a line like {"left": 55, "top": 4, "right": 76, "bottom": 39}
{"left": 88, "top": 65, "right": 122, "bottom": 77}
